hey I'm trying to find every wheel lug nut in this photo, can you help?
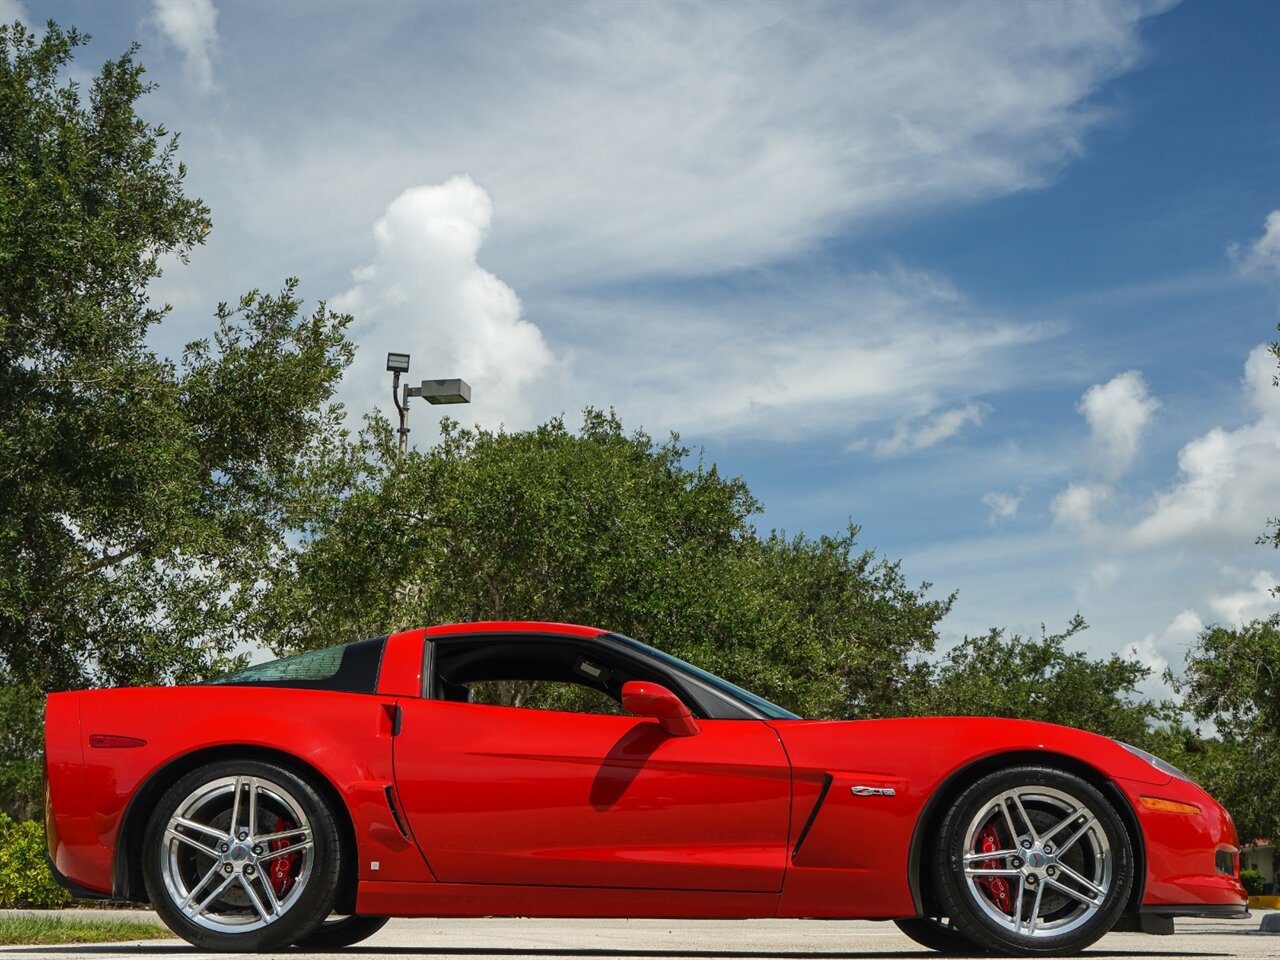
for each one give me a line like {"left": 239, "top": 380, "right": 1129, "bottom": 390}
{"left": 223, "top": 863, "right": 233, "bottom": 874}
{"left": 252, "top": 845, "right": 263, "bottom": 856}
{"left": 1026, "top": 875, "right": 1037, "bottom": 885}
{"left": 219, "top": 842, "right": 229, "bottom": 852}
{"left": 1046, "top": 866, "right": 1056, "bottom": 877}
{"left": 244, "top": 865, "right": 255, "bottom": 876}
{"left": 1011, "top": 857, "right": 1022, "bottom": 868}
{"left": 1043, "top": 843, "right": 1054, "bottom": 854}
{"left": 238, "top": 831, "right": 249, "bottom": 841}
{"left": 1021, "top": 839, "right": 1032, "bottom": 849}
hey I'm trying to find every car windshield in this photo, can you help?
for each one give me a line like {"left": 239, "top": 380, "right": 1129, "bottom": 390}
{"left": 608, "top": 634, "right": 800, "bottom": 720}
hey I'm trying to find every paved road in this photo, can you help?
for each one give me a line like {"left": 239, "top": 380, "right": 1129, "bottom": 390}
{"left": 1, "top": 913, "right": 1276, "bottom": 959}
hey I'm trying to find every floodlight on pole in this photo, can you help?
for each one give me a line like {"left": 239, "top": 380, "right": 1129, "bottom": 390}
{"left": 387, "top": 351, "right": 471, "bottom": 457}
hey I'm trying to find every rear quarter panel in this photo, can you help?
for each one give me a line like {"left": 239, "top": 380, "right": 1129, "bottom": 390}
{"left": 47, "top": 686, "right": 432, "bottom": 896}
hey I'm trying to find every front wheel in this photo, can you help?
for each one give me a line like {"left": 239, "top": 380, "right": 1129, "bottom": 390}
{"left": 142, "top": 759, "right": 343, "bottom": 951}
{"left": 933, "top": 766, "right": 1133, "bottom": 956}
{"left": 295, "top": 915, "right": 390, "bottom": 948}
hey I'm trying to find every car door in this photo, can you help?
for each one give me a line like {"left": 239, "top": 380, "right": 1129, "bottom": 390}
{"left": 393, "top": 696, "right": 792, "bottom": 892}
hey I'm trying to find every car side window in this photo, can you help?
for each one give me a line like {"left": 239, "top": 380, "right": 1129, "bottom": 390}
{"left": 430, "top": 636, "right": 694, "bottom": 717}
{"left": 468, "top": 679, "right": 627, "bottom": 716}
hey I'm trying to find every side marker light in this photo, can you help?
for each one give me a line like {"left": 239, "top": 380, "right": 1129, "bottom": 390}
{"left": 1139, "top": 796, "right": 1201, "bottom": 815}
{"left": 88, "top": 735, "right": 147, "bottom": 749}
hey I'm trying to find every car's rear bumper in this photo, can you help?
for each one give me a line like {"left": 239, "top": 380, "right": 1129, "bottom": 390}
{"left": 44, "top": 850, "right": 114, "bottom": 902}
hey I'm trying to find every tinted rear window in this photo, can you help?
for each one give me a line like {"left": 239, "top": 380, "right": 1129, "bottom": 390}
{"left": 209, "top": 637, "right": 387, "bottom": 693}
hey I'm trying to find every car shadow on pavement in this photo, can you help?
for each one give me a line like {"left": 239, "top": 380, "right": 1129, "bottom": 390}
{"left": 0, "top": 948, "right": 1235, "bottom": 958}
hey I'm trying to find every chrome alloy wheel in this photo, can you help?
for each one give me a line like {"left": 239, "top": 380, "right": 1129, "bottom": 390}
{"left": 159, "top": 775, "right": 315, "bottom": 934}
{"left": 960, "top": 784, "right": 1113, "bottom": 939}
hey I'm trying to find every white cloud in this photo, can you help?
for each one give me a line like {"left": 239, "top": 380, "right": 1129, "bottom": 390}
{"left": 982, "top": 489, "right": 1024, "bottom": 521}
{"left": 1126, "top": 345, "right": 1279, "bottom": 550}
{"left": 1078, "top": 370, "right": 1159, "bottom": 479}
{"left": 1089, "top": 560, "right": 1121, "bottom": 588}
{"left": 1229, "top": 209, "right": 1280, "bottom": 279}
{"left": 0, "top": 0, "right": 30, "bottom": 27}
{"left": 1050, "top": 347, "right": 1278, "bottom": 552}
{"left": 133, "top": 1, "right": 1162, "bottom": 440}
{"left": 332, "top": 177, "right": 560, "bottom": 434}
{"left": 149, "top": 0, "right": 219, "bottom": 92}
{"left": 170, "top": 1, "right": 1162, "bottom": 293}
{"left": 1128, "top": 608, "right": 1202, "bottom": 700}
{"left": 876, "top": 402, "right": 989, "bottom": 457}
{"left": 540, "top": 269, "right": 1051, "bottom": 439}
{"left": 1207, "top": 570, "right": 1277, "bottom": 627}
{"left": 1051, "top": 481, "right": 1113, "bottom": 532}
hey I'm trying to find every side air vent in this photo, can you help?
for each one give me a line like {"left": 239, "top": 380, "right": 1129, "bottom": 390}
{"left": 792, "top": 774, "right": 834, "bottom": 859}
{"left": 384, "top": 785, "right": 410, "bottom": 839}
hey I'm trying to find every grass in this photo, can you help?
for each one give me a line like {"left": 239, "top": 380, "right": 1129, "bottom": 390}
{"left": 0, "top": 914, "right": 172, "bottom": 945}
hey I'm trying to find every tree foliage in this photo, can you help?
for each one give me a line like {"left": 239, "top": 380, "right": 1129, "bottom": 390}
{"left": 250, "top": 411, "right": 953, "bottom": 720}
{"left": 912, "top": 615, "right": 1171, "bottom": 746}
{"left": 0, "top": 22, "right": 353, "bottom": 816}
{"left": 1169, "top": 615, "right": 1280, "bottom": 843}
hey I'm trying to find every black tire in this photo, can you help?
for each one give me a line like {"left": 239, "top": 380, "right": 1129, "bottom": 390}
{"left": 934, "top": 766, "right": 1133, "bottom": 956}
{"left": 295, "top": 914, "right": 390, "bottom": 949}
{"left": 142, "top": 759, "right": 342, "bottom": 952}
{"left": 893, "top": 916, "right": 986, "bottom": 954}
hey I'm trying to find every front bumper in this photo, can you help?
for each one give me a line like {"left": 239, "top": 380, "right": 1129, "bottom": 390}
{"left": 1115, "top": 775, "right": 1249, "bottom": 912}
{"left": 1140, "top": 903, "right": 1250, "bottom": 918}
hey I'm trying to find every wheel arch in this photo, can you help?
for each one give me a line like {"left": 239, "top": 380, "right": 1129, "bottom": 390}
{"left": 113, "top": 744, "right": 359, "bottom": 913}
{"left": 905, "top": 749, "right": 1146, "bottom": 918}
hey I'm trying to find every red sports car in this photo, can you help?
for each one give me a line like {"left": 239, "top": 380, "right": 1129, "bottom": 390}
{"left": 44, "top": 621, "right": 1247, "bottom": 954}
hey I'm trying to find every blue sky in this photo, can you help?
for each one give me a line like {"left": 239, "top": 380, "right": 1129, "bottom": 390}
{"left": 11, "top": 0, "right": 1278, "bottom": 698}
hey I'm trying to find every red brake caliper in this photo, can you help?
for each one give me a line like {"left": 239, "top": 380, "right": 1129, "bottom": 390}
{"left": 975, "top": 823, "right": 1013, "bottom": 914}
{"left": 267, "top": 817, "right": 299, "bottom": 898}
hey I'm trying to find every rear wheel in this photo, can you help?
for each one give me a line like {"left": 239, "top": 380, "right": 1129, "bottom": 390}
{"left": 934, "top": 766, "right": 1132, "bottom": 956}
{"left": 142, "top": 759, "right": 341, "bottom": 951}
{"left": 295, "top": 914, "right": 390, "bottom": 948}
{"left": 893, "top": 915, "right": 985, "bottom": 953}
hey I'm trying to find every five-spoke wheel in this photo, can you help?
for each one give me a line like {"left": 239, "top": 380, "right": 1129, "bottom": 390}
{"left": 934, "top": 766, "right": 1132, "bottom": 955}
{"left": 143, "top": 760, "right": 342, "bottom": 951}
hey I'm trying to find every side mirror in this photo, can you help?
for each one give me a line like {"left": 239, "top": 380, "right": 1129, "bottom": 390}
{"left": 621, "top": 681, "right": 700, "bottom": 737}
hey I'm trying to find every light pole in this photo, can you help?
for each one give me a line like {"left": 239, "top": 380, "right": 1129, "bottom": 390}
{"left": 387, "top": 352, "right": 472, "bottom": 457}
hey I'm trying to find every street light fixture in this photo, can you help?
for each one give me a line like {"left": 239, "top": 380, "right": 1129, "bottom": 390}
{"left": 418, "top": 379, "right": 472, "bottom": 405}
{"left": 387, "top": 352, "right": 471, "bottom": 457}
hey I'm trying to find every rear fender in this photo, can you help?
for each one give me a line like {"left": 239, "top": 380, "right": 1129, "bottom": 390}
{"left": 59, "top": 687, "right": 433, "bottom": 898}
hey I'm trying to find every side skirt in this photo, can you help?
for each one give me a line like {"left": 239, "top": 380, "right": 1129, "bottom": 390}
{"left": 357, "top": 881, "right": 780, "bottom": 919}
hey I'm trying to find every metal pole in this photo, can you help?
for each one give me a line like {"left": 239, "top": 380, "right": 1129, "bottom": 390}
{"left": 399, "top": 382, "right": 412, "bottom": 457}
{"left": 391, "top": 370, "right": 409, "bottom": 457}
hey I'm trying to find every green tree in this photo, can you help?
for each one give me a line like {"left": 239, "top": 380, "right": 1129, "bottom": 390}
{"left": 249, "top": 411, "right": 952, "bottom": 720}
{"left": 912, "top": 615, "right": 1171, "bottom": 746}
{"left": 0, "top": 22, "right": 353, "bottom": 816}
{"left": 1170, "top": 615, "right": 1280, "bottom": 844}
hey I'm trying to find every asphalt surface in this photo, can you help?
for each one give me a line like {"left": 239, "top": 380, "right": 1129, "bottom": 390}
{"left": 0, "top": 912, "right": 1276, "bottom": 959}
